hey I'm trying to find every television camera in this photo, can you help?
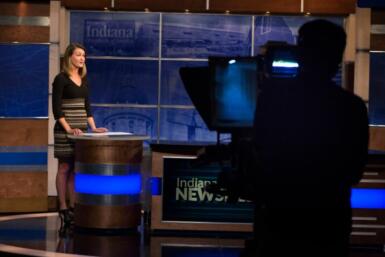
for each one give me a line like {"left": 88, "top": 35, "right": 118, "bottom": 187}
{"left": 179, "top": 42, "right": 299, "bottom": 202}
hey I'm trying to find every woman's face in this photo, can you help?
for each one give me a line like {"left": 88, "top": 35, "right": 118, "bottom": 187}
{"left": 70, "top": 47, "right": 85, "bottom": 69}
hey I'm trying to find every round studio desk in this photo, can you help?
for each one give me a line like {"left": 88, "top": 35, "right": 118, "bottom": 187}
{"left": 68, "top": 134, "right": 149, "bottom": 230}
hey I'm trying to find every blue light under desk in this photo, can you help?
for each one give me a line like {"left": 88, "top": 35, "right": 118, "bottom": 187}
{"left": 351, "top": 188, "right": 385, "bottom": 209}
{"left": 75, "top": 174, "right": 141, "bottom": 195}
{"left": 150, "top": 177, "right": 162, "bottom": 195}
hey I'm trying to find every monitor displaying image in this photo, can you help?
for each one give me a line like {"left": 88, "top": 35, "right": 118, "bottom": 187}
{"left": 209, "top": 57, "right": 259, "bottom": 131}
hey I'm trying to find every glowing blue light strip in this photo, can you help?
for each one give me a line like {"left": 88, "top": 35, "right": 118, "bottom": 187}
{"left": 151, "top": 177, "right": 162, "bottom": 195}
{"left": 0, "top": 152, "right": 47, "bottom": 165}
{"left": 75, "top": 174, "right": 141, "bottom": 195}
{"left": 351, "top": 189, "right": 385, "bottom": 209}
{"left": 272, "top": 60, "right": 299, "bottom": 68}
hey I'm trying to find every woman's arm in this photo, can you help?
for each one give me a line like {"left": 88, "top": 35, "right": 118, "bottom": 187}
{"left": 87, "top": 116, "right": 108, "bottom": 133}
{"left": 58, "top": 117, "right": 83, "bottom": 135}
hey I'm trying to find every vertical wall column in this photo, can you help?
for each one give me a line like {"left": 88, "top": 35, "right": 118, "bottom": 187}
{"left": 48, "top": 1, "right": 60, "bottom": 197}
{"left": 48, "top": 1, "right": 70, "bottom": 197}
{"left": 0, "top": 0, "right": 50, "bottom": 212}
{"left": 354, "top": 7, "right": 371, "bottom": 101}
{"left": 343, "top": 14, "right": 356, "bottom": 92}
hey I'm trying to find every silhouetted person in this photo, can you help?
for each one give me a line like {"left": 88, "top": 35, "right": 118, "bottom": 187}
{"left": 247, "top": 20, "right": 369, "bottom": 257}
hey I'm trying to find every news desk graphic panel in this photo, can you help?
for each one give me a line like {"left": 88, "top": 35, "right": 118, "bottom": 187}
{"left": 162, "top": 157, "right": 254, "bottom": 223}
{"left": 70, "top": 11, "right": 159, "bottom": 57}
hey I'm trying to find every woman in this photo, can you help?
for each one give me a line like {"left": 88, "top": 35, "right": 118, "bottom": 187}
{"left": 52, "top": 43, "right": 108, "bottom": 227}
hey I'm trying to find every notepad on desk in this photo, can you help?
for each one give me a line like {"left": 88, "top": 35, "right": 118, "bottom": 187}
{"left": 82, "top": 132, "right": 133, "bottom": 137}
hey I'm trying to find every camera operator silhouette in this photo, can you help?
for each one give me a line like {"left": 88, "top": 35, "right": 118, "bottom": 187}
{"left": 244, "top": 19, "right": 369, "bottom": 257}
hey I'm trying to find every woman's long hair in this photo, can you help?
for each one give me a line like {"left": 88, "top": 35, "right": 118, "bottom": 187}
{"left": 62, "top": 43, "right": 87, "bottom": 78}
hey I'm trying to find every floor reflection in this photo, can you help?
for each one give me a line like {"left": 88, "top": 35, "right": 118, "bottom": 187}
{"left": 151, "top": 236, "right": 243, "bottom": 257}
{"left": 0, "top": 214, "right": 243, "bottom": 257}
{"left": 57, "top": 230, "right": 141, "bottom": 257}
{"left": 0, "top": 213, "right": 383, "bottom": 257}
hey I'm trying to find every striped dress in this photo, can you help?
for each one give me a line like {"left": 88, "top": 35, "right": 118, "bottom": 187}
{"left": 52, "top": 72, "right": 92, "bottom": 159}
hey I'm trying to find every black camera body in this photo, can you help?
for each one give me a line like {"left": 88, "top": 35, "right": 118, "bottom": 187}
{"left": 180, "top": 41, "right": 299, "bottom": 202}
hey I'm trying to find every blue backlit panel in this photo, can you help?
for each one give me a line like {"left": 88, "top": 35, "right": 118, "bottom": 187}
{"left": 75, "top": 174, "right": 141, "bottom": 195}
{"left": 162, "top": 14, "right": 252, "bottom": 58}
{"left": 92, "top": 106, "right": 157, "bottom": 141}
{"left": 351, "top": 189, "right": 385, "bottom": 209}
{"left": 0, "top": 44, "right": 48, "bottom": 117}
{"left": 67, "top": 12, "right": 346, "bottom": 143}
{"left": 0, "top": 152, "right": 47, "bottom": 165}
{"left": 70, "top": 11, "right": 159, "bottom": 57}
{"left": 159, "top": 108, "right": 218, "bottom": 142}
{"left": 87, "top": 59, "right": 158, "bottom": 105}
{"left": 253, "top": 16, "right": 343, "bottom": 55}
{"left": 161, "top": 61, "right": 207, "bottom": 105}
{"left": 369, "top": 52, "right": 385, "bottom": 125}
{"left": 358, "top": 0, "right": 385, "bottom": 7}
{"left": 150, "top": 177, "right": 162, "bottom": 196}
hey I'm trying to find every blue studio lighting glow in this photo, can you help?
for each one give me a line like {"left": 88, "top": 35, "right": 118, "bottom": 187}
{"left": 272, "top": 60, "right": 299, "bottom": 68}
{"left": 0, "top": 152, "right": 47, "bottom": 165}
{"left": 351, "top": 188, "right": 385, "bottom": 209}
{"left": 150, "top": 177, "right": 162, "bottom": 195}
{"left": 75, "top": 174, "right": 141, "bottom": 195}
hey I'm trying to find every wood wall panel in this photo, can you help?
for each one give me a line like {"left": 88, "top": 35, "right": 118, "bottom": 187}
{"left": 304, "top": 0, "right": 356, "bottom": 14}
{"left": 0, "top": 25, "right": 49, "bottom": 42}
{"left": 371, "top": 10, "right": 385, "bottom": 51}
{"left": 343, "top": 61, "right": 355, "bottom": 93}
{"left": 371, "top": 34, "right": 385, "bottom": 51}
{"left": 0, "top": 172, "right": 47, "bottom": 212}
{"left": 61, "top": 0, "right": 360, "bottom": 14}
{"left": 209, "top": 0, "right": 301, "bottom": 14}
{"left": 0, "top": 119, "right": 48, "bottom": 146}
{"left": 0, "top": 197, "right": 47, "bottom": 212}
{"left": 0, "top": 1, "right": 49, "bottom": 16}
{"left": 0, "top": 1, "right": 50, "bottom": 43}
{"left": 371, "top": 10, "right": 385, "bottom": 24}
{"left": 116, "top": 0, "right": 207, "bottom": 12}
{"left": 0, "top": 172, "right": 47, "bottom": 198}
{"left": 61, "top": 0, "right": 111, "bottom": 10}
{"left": 369, "top": 127, "right": 385, "bottom": 151}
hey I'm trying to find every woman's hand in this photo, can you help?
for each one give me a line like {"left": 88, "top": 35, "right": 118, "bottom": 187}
{"left": 67, "top": 128, "right": 83, "bottom": 136}
{"left": 92, "top": 127, "right": 109, "bottom": 133}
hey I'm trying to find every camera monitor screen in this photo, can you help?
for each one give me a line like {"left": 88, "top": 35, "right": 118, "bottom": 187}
{"left": 209, "top": 57, "right": 259, "bottom": 130}
{"left": 269, "top": 48, "right": 299, "bottom": 78}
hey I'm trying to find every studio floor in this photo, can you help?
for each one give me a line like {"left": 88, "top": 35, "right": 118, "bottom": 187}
{"left": 0, "top": 213, "right": 383, "bottom": 257}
